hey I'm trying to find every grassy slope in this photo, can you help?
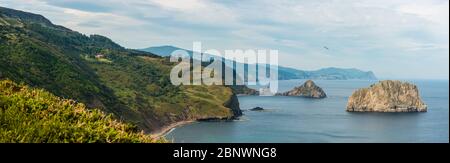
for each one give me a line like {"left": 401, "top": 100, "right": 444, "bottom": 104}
{"left": 0, "top": 7, "right": 238, "bottom": 134}
{"left": 0, "top": 79, "right": 162, "bottom": 143}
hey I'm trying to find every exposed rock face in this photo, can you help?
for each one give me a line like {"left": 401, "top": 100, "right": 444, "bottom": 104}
{"left": 224, "top": 93, "right": 242, "bottom": 117}
{"left": 346, "top": 80, "right": 427, "bottom": 112}
{"left": 277, "top": 80, "right": 327, "bottom": 98}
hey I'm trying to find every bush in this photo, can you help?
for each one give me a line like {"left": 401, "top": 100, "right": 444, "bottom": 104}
{"left": 0, "top": 79, "right": 163, "bottom": 143}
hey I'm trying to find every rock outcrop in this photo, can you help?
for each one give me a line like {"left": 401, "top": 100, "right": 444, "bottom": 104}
{"left": 250, "top": 107, "right": 264, "bottom": 111}
{"left": 277, "top": 80, "right": 327, "bottom": 98}
{"left": 224, "top": 93, "right": 242, "bottom": 117}
{"left": 346, "top": 80, "right": 427, "bottom": 112}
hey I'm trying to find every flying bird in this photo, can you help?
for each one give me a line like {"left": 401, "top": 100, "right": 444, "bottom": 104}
{"left": 323, "top": 46, "right": 329, "bottom": 50}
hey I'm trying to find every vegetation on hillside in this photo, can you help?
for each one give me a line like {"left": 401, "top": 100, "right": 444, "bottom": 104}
{"left": 0, "top": 79, "right": 162, "bottom": 143}
{"left": 0, "top": 6, "right": 240, "bottom": 134}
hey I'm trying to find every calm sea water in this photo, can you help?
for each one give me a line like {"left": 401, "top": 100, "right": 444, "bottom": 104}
{"left": 166, "top": 80, "right": 449, "bottom": 143}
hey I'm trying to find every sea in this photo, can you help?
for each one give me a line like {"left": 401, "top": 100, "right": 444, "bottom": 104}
{"left": 166, "top": 80, "right": 449, "bottom": 143}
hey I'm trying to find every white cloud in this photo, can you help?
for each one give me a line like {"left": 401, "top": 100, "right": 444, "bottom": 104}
{"left": 397, "top": 0, "right": 449, "bottom": 25}
{"left": 0, "top": 0, "right": 448, "bottom": 79}
{"left": 151, "top": 0, "right": 206, "bottom": 10}
{"left": 144, "top": 0, "right": 238, "bottom": 27}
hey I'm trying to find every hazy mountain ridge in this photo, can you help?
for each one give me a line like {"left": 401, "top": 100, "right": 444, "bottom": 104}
{"left": 141, "top": 46, "right": 378, "bottom": 80}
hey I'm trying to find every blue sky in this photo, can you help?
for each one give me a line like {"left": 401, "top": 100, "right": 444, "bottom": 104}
{"left": 1, "top": 0, "right": 448, "bottom": 79}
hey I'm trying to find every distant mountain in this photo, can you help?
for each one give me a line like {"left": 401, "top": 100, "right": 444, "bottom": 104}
{"left": 278, "top": 67, "right": 377, "bottom": 80}
{"left": 141, "top": 45, "right": 181, "bottom": 57}
{"left": 140, "top": 46, "right": 378, "bottom": 80}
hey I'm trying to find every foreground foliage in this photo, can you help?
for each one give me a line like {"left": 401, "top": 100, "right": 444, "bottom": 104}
{"left": 0, "top": 80, "right": 162, "bottom": 143}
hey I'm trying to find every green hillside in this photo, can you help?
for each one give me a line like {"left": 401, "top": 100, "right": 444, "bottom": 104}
{"left": 0, "top": 6, "right": 241, "bottom": 138}
{"left": 0, "top": 79, "right": 161, "bottom": 143}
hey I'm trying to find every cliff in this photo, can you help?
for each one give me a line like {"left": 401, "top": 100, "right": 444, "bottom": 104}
{"left": 224, "top": 93, "right": 242, "bottom": 117}
{"left": 346, "top": 80, "right": 427, "bottom": 112}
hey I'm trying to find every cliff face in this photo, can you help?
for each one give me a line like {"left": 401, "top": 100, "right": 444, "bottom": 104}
{"left": 346, "top": 80, "right": 427, "bottom": 112}
{"left": 277, "top": 80, "right": 327, "bottom": 98}
{"left": 224, "top": 93, "right": 242, "bottom": 117}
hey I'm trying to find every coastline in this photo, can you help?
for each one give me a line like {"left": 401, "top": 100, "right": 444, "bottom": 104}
{"left": 149, "top": 116, "right": 240, "bottom": 139}
{"left": 150, "top": 120, "right": 195, "bottom": 139}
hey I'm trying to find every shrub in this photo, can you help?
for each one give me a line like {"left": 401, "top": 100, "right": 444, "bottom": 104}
{"left": 0, "top": 79, "right": 163, "bottom": 143}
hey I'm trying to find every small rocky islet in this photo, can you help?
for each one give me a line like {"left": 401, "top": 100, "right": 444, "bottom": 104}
{"left": 276, "top": 80, "right": 327, "bottom": 99}
{"left": 346, "top": 80, "right": 427, "bottom": 112}
{"left": 273, "top": 79, "right": 427, "bottom": 113}
{"left": 249, "top": 107, "right": 264, "bottom": 111}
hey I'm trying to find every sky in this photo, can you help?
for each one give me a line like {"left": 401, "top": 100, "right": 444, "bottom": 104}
{"left": 1, "top": 0, "right": 449, "bottom": 79}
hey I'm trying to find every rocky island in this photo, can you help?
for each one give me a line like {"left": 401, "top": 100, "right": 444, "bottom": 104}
{"left": 346, "top": 80, "right": 427, "bottom": 112}
{"left": 277, "top": 80, "right": 327, "bottom": 98}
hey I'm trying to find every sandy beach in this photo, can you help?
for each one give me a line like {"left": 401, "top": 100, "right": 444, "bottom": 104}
{"left": 150, "top": 120, "right": 195, "bottom": 139}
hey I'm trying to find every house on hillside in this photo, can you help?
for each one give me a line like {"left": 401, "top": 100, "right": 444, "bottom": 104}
{"left": 95, "top": 54, "right": 105, "bottom": 59}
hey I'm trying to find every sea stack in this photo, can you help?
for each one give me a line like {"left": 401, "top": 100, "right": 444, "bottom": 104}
{"left": 346, "top": 80, "right": 427, "bottom": 112}
{"left": 277, "top": 80, "right": 327, "bottom": 98}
